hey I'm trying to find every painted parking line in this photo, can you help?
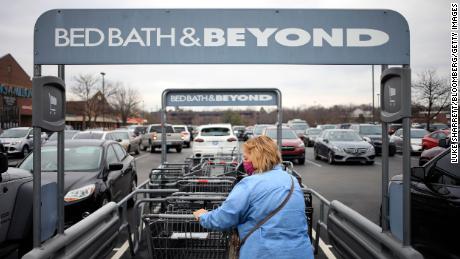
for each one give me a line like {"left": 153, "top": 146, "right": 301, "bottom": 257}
{"left": 305, "top": 159, "right": 323, "bottom": 167}
{"left": 134, "top": 153, "right": 150, "bottom": 161}
{"left": 312, "top": 228, "right": 337, "bottom": 259}
{"left": 111, "top": 239, "right": 129, "bottom": 259}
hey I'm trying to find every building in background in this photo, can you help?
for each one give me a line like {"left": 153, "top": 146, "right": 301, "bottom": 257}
{"left": 0, "top": 54, "right": 33, "bottom": 130}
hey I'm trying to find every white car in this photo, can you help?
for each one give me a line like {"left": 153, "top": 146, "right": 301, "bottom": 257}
{"left": 192, "top": 124, "right": 239, "bottom": 157}
{"left": 173, "top": 125, "right": 191, "bottom": 148}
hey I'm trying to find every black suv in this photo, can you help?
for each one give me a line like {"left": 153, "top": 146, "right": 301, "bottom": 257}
{"left": 389, "top": 148, "right": 459, "bottom": 258}
{"left": 350, "top": 124, "right": 396, "bottom": 156}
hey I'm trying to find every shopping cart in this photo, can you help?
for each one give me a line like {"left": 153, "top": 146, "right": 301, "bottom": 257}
{"left": 143, "top": 213, "right": 231, "bottom": 259}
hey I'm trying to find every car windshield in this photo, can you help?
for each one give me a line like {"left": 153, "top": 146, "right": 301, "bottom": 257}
{"left": 174, "top": 127, "right": 186, "bottom": 132}
{"left": 265, "top": 129, "right": 298, "bottom": 139}
{"left": 20, "top": 146, "right": 102, "bottom": 172}
{"left": 306, "top": 129, "right": 322, "bottom": 135}
{"left": 291, "top": 124, "right": 308, "bottom": 130}
{"left": 201, "top": 127, "right": 230, "bottom": 136}
{"left": 412, "top": 129, "right": 429, "bottom": 138}
{"left": 149, "top": 125, "right": 175, "bottom": 133}
{"left": 254, "top": 125, "right": 269, "bottom": 135}
{"left": 328, "top": 131, "right": 363, "bottom": 142}
{"left": 74, "top": 132, "right": 104, "bottom": 139}
{"left": 109, "top": 132, "right": 129, "bottom": 140}
{"left": 48, "top": 131, "right": 78, "bottom": 141}
{"left": 359, "top": 125, "right": 381, "bottom": 135}
{"left": 0, "top": 129, "right": 29, "bottom": 138}
{"left": 322, "top": 125, "right": 336, "bottom": 130}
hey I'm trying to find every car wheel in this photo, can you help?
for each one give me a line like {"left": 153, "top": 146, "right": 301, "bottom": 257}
{"left": 101, "top": 194, "right": 110, "bottom": 206}
{"left": 150, "top": 145, "right": 155, "bottom": 153}
{"left": 22, "top": 145, "right": 30, "bottom": 157}
{"left": 298, "top": 157, "right": 305, "bottom": 165}
{"left": 128, "top": 179, "right": 137, "bottom": 208}
{"left": 140, "top": 141, "right": 147, "bottom": 151}
{"left": 314, "top": 148, "right": 321, "bottom": 160}
{"left": 176, "top": 147, "right": 182, "bottom": 153}
{"left": 327, "top": 151, "right": 335, "bottom": 164}
{"left": 366, "top": 161, "right": 375, "bottom": 165}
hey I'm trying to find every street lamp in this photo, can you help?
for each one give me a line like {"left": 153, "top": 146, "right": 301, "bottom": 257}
{"left": 100, "top": 72, "right": 105, "bottom": 129}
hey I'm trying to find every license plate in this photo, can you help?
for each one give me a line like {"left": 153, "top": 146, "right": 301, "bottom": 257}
{"left": 212, "top": 141, "right": 219, "bottom": 145}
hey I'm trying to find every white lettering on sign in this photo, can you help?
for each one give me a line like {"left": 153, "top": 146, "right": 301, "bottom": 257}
{"left": 55, "top": 27, "right": 390, "bottom": 48}
{"left": 169, "top": 94, "right": 274, "bottom": 104}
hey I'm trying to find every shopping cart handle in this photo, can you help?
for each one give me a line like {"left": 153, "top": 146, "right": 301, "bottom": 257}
{"left": 144, "top": 213, "right": 196, "bottom": 219}
{"left": 166, "top": 196, "right": 227, "bottom": 201}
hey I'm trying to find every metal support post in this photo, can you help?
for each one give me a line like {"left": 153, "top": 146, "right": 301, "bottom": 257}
{"left": 402, "top": 64, "right": 411, "bottom": 246}
{"left": 276, "top": 90, "right": 282, "bottom": 151}
{"left": 372, "top": 65, "right": 375, "bottom": 122}
{"left": 161, "top": 108, "right": 167, "bottom": 164}
{"left": 380, "top": 64, "right": 389, "bottom": 232}
{"left": 32, "top": 64, "right": 42, "bottom": 248}
{"left": 57, "top": 65, "right": 65, "bottom": 234}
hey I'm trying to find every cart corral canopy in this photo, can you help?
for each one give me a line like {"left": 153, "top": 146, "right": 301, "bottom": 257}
{"left": 34, "top": 9, "right": 410, "bottom": 65}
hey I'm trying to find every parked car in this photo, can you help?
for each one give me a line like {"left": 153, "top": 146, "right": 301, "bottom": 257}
{"left": 316, "top": 124, "right": 336, "bottom": 130}
{"left": 419, "top": 137, "right": 450, "bottom": 166}
{"left": 304, "top": 128, "right": 322, "bottom": 147}
{"left": 0, "top": 152, "right": 34, "bottom": 258}
{"left": 390, "top": 128, "right": 430, "bottom": 154}
{"left": 314, "top": 129, "right": 375, "bottom": 165}
{"left": 173, "top": 125, "right": 192, "bottom": 148}
{"left": 192, "top": 124, "right": 238, "bottom": 158}
{"left": 289, "top": 123, "right": 309, "bottom": 144}
{"left": 109, "top": 130, "right": 141, "bottom": 155}
{"left": 419, "top": 122, "right": 449, "bottom": 132}
{"left": 73, "top": 130, "right": 108, "bottom": 140}
{"left": 252, "top": 124, "right": 271, "bottom": 138}
{"left": 0, "top": 127, "right": 34, "bottom": 157}
{"left": 18, "top": 140, "right": 138, "bottom": 226}
{"left": 128, "top": 125, "right": 147, "bottom": 136}
{"left": 388, "top": 123, "right": 402, "bottom": 135}
{"left": 242, "top": 128, "right": 254, "bottom": 141}
{"left": 263, "top": 126, "right": 305, "bottom": 165}
{"left": 337, "top": 123, "right": 352, "bottom": 129}
{"left": 232, "top": 125, "right": 246, "bottom": 141}
{"left": 350, "top": 124, "right": 396, "bottom": 156}
{"left": 389, "top": 148, "right": 460, "bottom": 258}
{"left": 421, "top": 129, "right": 450, "bottom": 150}
{"left": 47, "top": 130, "right": 80, "bottom": 142}
{"left": 142, "top": 124, "right": 184, "bottom": 153}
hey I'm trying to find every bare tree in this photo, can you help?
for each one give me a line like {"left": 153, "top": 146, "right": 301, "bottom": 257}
{"left": 413, "top": 70, "right": 450, "bottom": 130}
{"left": 111, "top": 84, "right": 141, "bottom": 125}
{"left": 71, "top": 74, "right": 99, "bottom": 129}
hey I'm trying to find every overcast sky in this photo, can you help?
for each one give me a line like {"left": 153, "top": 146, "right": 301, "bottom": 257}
{"left": 0, "top": 0, "right": 451, "bottom": 111}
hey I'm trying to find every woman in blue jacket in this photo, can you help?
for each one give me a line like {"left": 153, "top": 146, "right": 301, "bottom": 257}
{"left": 193, "top": 135, "right": 314, "bottom": 259}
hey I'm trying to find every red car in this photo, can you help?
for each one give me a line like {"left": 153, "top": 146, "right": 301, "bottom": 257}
{"left": 421, "top": 129, "right": 450, "bottom": 150}
{"left": 263, "top": 127, "right": 305, "bottom": 165}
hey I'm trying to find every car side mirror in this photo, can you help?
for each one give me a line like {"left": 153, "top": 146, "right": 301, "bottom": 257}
{"left": 411, "top": 167, "right": 425, "bottom": 181}
{"left": 116, "top": 139, "right": 122, "bottom": 143}
{"left": 438, "top": 138, "right": 449, "bottom": 148}
{"left": 28, "top": 134, "right": 33, "bottom": 139}
{"left": 323, "top": 139, "right": 329, "bottom": 143}
{"left": 108, "top": 162, "right": 123, "bottom": 171}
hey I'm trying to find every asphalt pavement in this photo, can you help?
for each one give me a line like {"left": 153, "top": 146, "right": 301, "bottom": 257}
{"left": 8, "top": 142, "right": 420, "bottom": 259}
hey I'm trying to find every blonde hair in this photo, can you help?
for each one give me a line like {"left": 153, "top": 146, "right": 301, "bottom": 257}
{"left": 243, "top": 135, "right": 282, "bottom": 173}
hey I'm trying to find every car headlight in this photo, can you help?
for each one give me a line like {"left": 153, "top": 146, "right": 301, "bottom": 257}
{"left": 64, "top": 184, "right": 96, "bottom": 202}
{"left": 10, "top": 141, "right": 19, "bottom": 145}
{"left": 331, "top": 145, "right": 342, "bottom": 153}
{"left": 363, "top": 137, "right": 372, "bottom": 143}
{"left": 368, "top": 145, "right": 375, "bottom": 152}
{"left": 299, "top": 142, "right": 305, "bottom": 148}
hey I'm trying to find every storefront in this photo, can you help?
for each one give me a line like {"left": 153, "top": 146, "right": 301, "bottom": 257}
{"left": 0, "top": 54, "right": 33, "bottom": 130}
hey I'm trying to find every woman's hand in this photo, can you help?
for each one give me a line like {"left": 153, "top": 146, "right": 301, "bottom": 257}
{"left": 193, "top": 209, "right": 208, "bottom": 221}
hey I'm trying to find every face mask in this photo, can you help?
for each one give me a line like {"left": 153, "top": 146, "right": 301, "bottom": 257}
{"left": 243, "top": 161, "right": 255, "bottom": 175}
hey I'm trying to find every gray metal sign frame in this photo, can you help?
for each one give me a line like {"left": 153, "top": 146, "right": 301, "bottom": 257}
{"left": 161, "top": 88, "right": 282, "bottom": 163}
{"left": 31, "top": 7, "right": 413, "bottom": 253}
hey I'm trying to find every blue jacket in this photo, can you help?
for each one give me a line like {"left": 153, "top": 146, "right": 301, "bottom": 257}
{"left": 199, "top": 165, "right": 314, "bottom": 259}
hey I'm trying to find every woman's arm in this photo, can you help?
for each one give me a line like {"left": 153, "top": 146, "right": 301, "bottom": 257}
{"left": 198, "top": 180, "right": 251, "bottom": 231}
